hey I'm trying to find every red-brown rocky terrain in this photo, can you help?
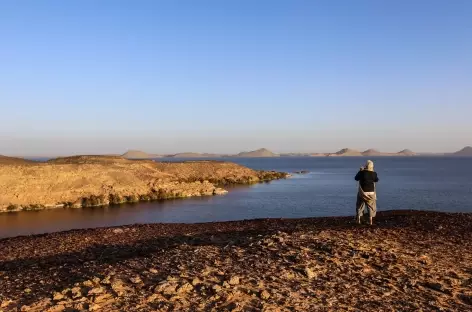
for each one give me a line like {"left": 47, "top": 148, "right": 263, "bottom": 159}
{"left": 0, "top": 211, "right": 470, "bottom": 311}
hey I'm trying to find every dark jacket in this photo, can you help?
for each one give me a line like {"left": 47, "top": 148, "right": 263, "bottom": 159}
{"left": 355, "top": 170, "right": 379, "bottom": 192}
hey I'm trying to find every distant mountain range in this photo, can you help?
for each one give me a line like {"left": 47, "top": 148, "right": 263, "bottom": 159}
{"left": 121, "top": 148, "right": 279, "bottom": 159}
{"left": 280, "top": 148, "right": 416, "bottom": 157}
{"left": 118, "top": 146, "right": 472, "bottom": 159}
{"left": 283, "top": 148, "right": 418, "bottom": 157}
{"left": 1, "top": 146, "right": 472, "bottom": 161}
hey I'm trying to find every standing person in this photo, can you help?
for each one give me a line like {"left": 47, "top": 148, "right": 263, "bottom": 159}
{"left": 354, "top": 160, "right": 379, "bottom": 225}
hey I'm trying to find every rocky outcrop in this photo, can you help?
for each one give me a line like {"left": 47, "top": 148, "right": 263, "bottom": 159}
{"left": 235, "top": 148, "right": 278, "bottom": 157}
{"left": 0, "top": 157, "right": 287, "bottom": 212}
{"left": 361, "top": 149, "right": 382, "bottom": 156}
{"left": 453, "top": 146, "right": 472, "bottom": 156}
{"left": 1, "top": 211, "right": 470, "bottom": 311}
{"left": 397, "top": 149, "right": 416, "bottom": 156}
{"left": 328, "top": 148, "right": 363, "bottom": 157}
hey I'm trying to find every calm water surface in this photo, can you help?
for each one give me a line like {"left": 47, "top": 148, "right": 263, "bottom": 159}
{"left": 1, "top": 157, "right": 471, "bottom": 238}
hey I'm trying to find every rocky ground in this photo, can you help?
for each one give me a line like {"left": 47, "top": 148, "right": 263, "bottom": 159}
{"left": 0, "top": 156, "right": 287, "bottom": 212}
{"left": 0, "top": 210, "right": 471, "bottom": 311}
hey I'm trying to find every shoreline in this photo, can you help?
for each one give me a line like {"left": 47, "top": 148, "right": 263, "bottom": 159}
{"left": 1, "top": 210, "right": 471, "bottom": 311}
{"left": 0, "top": 157, "right": 288, "bottom": 213}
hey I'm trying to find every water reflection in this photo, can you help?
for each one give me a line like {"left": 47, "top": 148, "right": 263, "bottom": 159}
{"left": 0, "top": 183, "right": 258, "bottom": 239}
{"left": 2, "top": 157, "right": 472, "bottom": 239}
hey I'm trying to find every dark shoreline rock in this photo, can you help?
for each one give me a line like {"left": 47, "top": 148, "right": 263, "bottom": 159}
{"left": 43, "top": 173, "right": 288, "bottom": 211}
{"left": 293, "top": 170, "right": 309, "bottom": 174}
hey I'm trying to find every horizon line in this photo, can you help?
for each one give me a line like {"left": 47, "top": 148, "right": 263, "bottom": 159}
{"left": 3, "top": 145, "right": 471, "bottom": 158}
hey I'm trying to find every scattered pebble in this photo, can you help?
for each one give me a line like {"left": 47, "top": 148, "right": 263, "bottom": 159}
{"left": 129, "top": 276, "right": 142, "bottom": 284}
{"left": 305, "top": 268, "right": 315, "bottom": 279}
{"left": 260, "top": 290, "right": 271, "bottom": 300}
{"left": 0, "top": 211, "right": 470, "bottom": 311}
{"left": 229, "top": 276, "right": 240, "bottom": 285}
{"left": 52, "top": 292, "right": 64, "bottom": 301}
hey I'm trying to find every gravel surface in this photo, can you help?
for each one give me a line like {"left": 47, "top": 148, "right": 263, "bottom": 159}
{"left": 0, "top": 210, "right": 471, "bottom": 311}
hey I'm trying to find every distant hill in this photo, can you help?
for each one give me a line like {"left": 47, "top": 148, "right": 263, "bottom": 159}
{"left": 235, "top": 148, "right": 278, "bottom": 157}
{"left": 121, "top": 150, "right": 160, "bottom": 159}
{"left": 453, "top": 146, "right": 472, "bottom": 156}
{"left": 0, "top": 155, "right": 37, "bottom": 165}
{"left": 397, "top": 149, "right": 416, "bottom": 156}
{"left": 362, "top": 149, "right": 382, "bottom": 156}
{"left": 359, "top": 149, "right": 416, "bottom": 156}
{"left": 329, "top": 148, "right": 362, "bottom": 157}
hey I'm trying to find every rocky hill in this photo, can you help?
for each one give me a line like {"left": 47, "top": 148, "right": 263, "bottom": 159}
{"left": 397, "top": 149, "right": 416, "bottom": 156}
{"left": 0, "top": 156, "right": 287, "bottom": 212}
{"left": 235, "top": 148, "right": 278, "bottom": 157}
{"left": 361, "top": 149, "right": 382, "bottom": 156}
{"left": 329, "top": 148, "right": 363, "bottom": 157}
{"left": 453, "top": 146, "right": 472, "bottom": 156}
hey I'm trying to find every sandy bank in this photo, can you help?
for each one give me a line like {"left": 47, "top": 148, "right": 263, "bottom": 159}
{"left": 0, "top": 156, "right": 288, "bottom": 212}
{"left": 0, "top": 211, "right": 471, "bottom": 311}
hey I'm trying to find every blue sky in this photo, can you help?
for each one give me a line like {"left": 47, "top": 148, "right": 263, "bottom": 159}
{"left": 1, "top": 0, "right": 471, "bottom": 155}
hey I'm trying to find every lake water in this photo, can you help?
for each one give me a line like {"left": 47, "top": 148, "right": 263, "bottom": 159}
{"left": 1, "top": 157, "right": 471, "bottom": 238}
